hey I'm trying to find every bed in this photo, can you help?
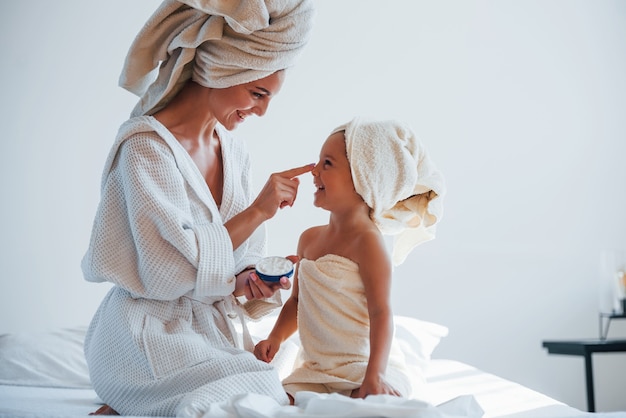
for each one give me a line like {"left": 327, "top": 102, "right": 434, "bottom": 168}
{"left": 0, "top": 315, "right": 621, "bottom": 418}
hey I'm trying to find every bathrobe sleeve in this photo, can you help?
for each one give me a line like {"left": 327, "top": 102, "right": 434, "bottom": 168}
{"left": 83, "top": 130, "right": 241, "bottom": 301}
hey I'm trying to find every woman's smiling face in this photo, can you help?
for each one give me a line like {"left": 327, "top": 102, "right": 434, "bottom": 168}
{"left": 208, "top": 71, "right": 286, "bottom": 130}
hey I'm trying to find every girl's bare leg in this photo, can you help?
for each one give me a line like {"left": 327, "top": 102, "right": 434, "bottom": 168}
{"left": 89, "top": 405, "right": 119, "bottom": 415}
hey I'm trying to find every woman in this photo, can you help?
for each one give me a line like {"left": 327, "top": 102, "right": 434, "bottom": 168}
{"left": 82, "top": 0, "right": 314, "bottom": 415}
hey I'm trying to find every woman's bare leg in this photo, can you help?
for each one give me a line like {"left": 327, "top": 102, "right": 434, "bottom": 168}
{"left": 89, "top": 405, "right": 119, "bottom": 415}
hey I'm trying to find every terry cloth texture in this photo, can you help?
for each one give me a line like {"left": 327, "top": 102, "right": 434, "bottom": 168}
{"left": 282, "top": 255, "right": 412, "bottom": 397}
{"left": 332, "top": 118, "right": 445, "bottom": 266}
{"left": 119, "top": 0, "right": 315, "bottom": 117}
{"left": 82, "top": 116, "right": 286, "bottom": 416}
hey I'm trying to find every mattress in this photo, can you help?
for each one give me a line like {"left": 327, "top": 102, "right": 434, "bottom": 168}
{"left": 0, "top": 359, "right": 607, "bottom": 418}
{"left": 1, "top": 315, "right": 622, "bottom": 418}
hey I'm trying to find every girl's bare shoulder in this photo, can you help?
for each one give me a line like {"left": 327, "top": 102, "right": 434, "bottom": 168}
{"left": 350, "top": 226, "right": 389, "bottom": 266}
{"left": 300, "top": 224, "right": 326, "bottom": 239}
{"left": 298, "top": 225, "right": 327, "bottom": 255}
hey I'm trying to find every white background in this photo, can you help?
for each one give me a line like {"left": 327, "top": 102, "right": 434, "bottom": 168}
{"left": 1, "top": 0, "right": 625, "bottom": 413}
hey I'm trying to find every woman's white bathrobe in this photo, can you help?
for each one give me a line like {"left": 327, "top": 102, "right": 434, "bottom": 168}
{"left": 82, "top": 116, "right": 287, "bottom": 416}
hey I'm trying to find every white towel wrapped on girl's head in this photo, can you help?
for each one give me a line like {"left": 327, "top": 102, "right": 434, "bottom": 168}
{"left": 332, "top": 117, "right": 446, "bottom": 266}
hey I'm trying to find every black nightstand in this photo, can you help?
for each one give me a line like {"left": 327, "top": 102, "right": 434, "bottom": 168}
{"left": 542, "top": 339, "right": 626, "bottom": 412}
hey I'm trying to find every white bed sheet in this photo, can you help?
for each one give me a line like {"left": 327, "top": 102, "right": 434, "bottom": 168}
{"left": 421, "top": 359, "right": 589, "bottom": 418}
{"left": 1, "top": 359, "right": 621, "bottom": 418}
{"left": 2, "top": 316, "right": 624, "bottom": 418}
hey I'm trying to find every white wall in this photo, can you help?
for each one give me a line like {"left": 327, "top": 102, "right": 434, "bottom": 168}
{"left": 1, "top": 0, "right": 625, "bottom": 413}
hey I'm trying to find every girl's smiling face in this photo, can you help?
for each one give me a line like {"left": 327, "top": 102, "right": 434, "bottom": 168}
{"left": 311, "top": 131, "right": 363, "bottom": 211}
{"left": 208, "top": 71, "right": 285, "bottom": 130}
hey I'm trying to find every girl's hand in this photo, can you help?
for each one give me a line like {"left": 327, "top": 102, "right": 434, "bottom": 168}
{"left": 254, "top": 337, "right": 281, "bottom": 363}
{"left": 352, "top": 374, "right": 401, "bottom": 399}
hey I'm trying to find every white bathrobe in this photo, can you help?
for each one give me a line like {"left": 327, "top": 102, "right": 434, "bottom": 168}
{"left": 82, "top": 116, "right": 287, "bottom": 416}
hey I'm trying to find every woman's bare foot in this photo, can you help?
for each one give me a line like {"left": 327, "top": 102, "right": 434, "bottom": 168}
{"left": 89, "top": 404, "right": 119, "bottom": 415}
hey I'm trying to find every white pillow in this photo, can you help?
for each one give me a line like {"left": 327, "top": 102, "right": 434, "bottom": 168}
{"left": 392, "top": 316, "right": 449, "bottom": 397}
{"left": 0, "top": 327, "right": 91, "bottom": 388}
{"left": 0, "top": 315, "right": 447, "bottom": 391}
{"left": 394, "top": 315, "right": 449, "bottom": 371}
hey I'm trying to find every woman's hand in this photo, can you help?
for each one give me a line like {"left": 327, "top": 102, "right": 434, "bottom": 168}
{"left": 252, "top": 164, "right": 314, "bottom": 220}
{"left": 247, "top": 271, "right": 291, "bottom": 299}
{"left": 234, "top": 256, "right": 298, "bottom": 299}
{"left": 234, "top": 270, "right": 289, "bottom": 299}
{"left": 225, "top": 165, "right": 313, "bottom": 251}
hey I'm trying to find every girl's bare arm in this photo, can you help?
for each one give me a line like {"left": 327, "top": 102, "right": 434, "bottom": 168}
{"left": 355, "top": 231, "right": 401, "bottom": 397}
{"left": 253, "top": 228, "right": 315, "bottom": 362}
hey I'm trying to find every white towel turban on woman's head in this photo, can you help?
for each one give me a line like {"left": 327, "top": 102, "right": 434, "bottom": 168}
{"left": 331, "top": 118, "right": 446, "bottom": 266}
{"left": 119, "top": 0, "right": 315, "bottom": 117}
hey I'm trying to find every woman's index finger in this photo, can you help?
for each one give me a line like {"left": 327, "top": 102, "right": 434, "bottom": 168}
{"left": 279, "top": 163, "right": 315, "bottom": 179}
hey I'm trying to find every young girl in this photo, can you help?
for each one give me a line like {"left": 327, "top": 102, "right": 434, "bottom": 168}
{"left": 254, "top": 117, "right": 445, "bottom": 402}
